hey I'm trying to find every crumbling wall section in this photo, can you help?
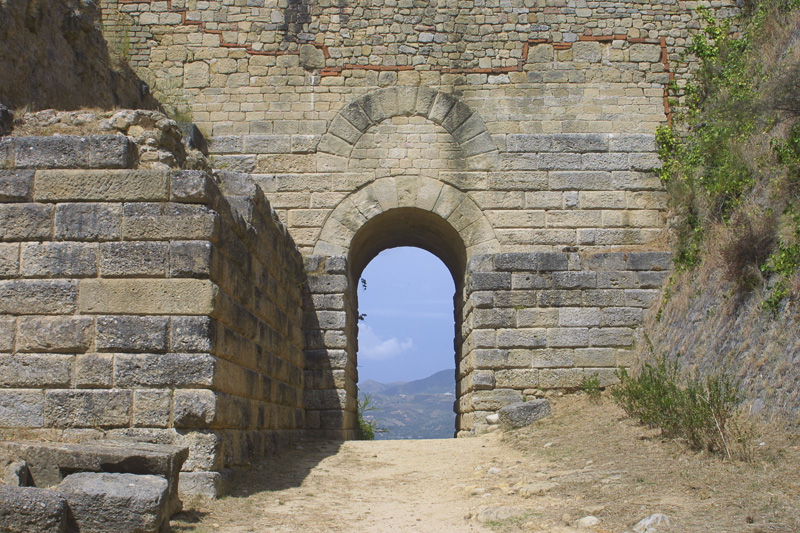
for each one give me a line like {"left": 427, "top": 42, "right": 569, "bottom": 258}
{"left": 0, "top": 136, "right": 306, "bottom": 497}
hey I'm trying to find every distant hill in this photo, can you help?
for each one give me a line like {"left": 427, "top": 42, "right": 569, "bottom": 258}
{"left": 358, "top": 369, "right": 456, "bottom": 440}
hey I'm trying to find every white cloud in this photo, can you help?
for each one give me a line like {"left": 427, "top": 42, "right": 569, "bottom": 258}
{"left": 358, "top": 324, "right": 414, "bottom": 361}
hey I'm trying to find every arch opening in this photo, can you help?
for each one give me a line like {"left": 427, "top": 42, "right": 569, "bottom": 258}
{"left": 356, "top": 247, "right": 457, "bottom": 439}
{"left": 348, "top": 207, "right": 468, "bottom": 437}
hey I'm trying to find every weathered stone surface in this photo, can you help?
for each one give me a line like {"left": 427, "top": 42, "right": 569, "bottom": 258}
{"left": 54, "top": 203, "right": 121, "bottom": 241}
{"left": 1, "top": 459, "right": 29, "bottom": 487}
{"left": 0, "top": 440, "right": 188, "bottom": 516}
{"left": 0, "top": 170, "right": 33, "bottom": 201}
{"left": 35, "top": 169, "right": 165, "bottom": 201}
{"left": 96, "top": 315, "right": 169, "bottom": 352}
{"left": 0, "top": 391, "right": 44, "bottom": 427}
{"left": 498, "top": 399, "right": 552, "bottom": 429}
{"left": 0, "top": 203, "right": 53, "bottom": 240}
{"left": 0, "top": 280, "right": 77, "bottom": 314}
{"left": 43, "top": 390, "right": 132, "bottom": 428}
{"left": 0, "top": 353, "right": 73, "bottom": 386}
{"left": 99, "top": 241, "right": 169, "bottom": 277}
{"left": 0, "top": 484, "right": 68, "bottom": 533}
{"left": 59, "top": 472, "right": 169, "bottom": 533}
{"left": 115, "top": 352, "right": 216, "bottom": 387}
{"left": 77, "top": 279, "right": 217, "bottom": 315}
{"left": 20, "top": 242, "right": 98, "bottom": 278}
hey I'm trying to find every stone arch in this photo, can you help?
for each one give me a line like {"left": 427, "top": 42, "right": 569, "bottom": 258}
{"left": 309, "top": 177, "right": 500, "bottom": 437}
{"left": 316, "top": 88, "right": 499, "bottom": 169}
{"left": 313, "top": 176, "right": 500, "bottom": 261}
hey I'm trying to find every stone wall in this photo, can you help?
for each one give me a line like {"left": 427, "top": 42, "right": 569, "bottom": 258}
{"left": 462, "top": 250, "right": 671, "bottom": 434}
{"left": 0, "top": 136, "right": 306, "bottom": 497}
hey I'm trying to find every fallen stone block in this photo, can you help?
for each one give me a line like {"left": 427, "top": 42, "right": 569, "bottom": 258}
{"left": 498, "top": 399, "right": 552, "bottom": 429}
{"left": 0, "top": 440, "right": 188, "bottom": 516}
{"left": 59, "top": 472, "right": 169, "bottom": 533}
{"left": 0, "top": 484, "right": 68, "bottom": 533}
{"left": 1, "top": 458, "right": 30, "bottom": 486}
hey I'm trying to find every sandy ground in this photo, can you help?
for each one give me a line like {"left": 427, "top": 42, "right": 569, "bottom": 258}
{"left": 173, "top": 395, "right": 800, "bottom": 533}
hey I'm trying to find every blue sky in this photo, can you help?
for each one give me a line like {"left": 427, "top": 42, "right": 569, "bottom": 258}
{"left": 356, "top": 247, "right": 456, "bottom": 384}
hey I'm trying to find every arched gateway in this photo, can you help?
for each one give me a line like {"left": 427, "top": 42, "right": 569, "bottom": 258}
{"left": 1, "top": 0, "right": 716, "bottom": 494}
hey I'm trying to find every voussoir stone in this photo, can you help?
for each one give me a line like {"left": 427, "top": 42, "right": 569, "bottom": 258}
{"left": 498, "top": 399, "right": 552, "bottom": 429}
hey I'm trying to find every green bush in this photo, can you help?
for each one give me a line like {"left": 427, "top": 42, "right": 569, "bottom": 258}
{"left": 580, "top": 373, "right": 602, "bottom": 404}
{"left": 612, "top": 356, "right": 743, "bottom": 458}
{"left": 356, "top": 393, "right": 384, "bottom": 440}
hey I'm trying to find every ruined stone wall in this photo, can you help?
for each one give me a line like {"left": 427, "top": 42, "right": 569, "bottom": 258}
{"left": 0, "top": 136, "right": 306, "bottom": 497}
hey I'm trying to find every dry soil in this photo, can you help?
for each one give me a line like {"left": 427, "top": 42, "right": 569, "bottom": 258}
{"left": 172, "top": 394, "right": 800, "bottom": 533}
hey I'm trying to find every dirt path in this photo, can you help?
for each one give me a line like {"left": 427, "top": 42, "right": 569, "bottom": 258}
{"left": 173, "top": 396, "right": 800, "bottom": 533}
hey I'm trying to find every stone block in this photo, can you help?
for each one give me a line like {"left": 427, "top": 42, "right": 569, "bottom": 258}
{"left": 529, "top": 348, "right": 574, "bottom": 368}
{"left": 497, "top": 328, "right": 547, "bottom": 348}
{"left": 427, "top": 92, "right": 457, "bottom": 125}
{"left": 114, "top": 352, "right": 216, "bottom": 387}
{"left": 516, "top": 308, "right": 558, "bottom": 328}
{"left": 511, "top": 273, "right": 552, "bottom": 289}
{"left": 122, "top": 202, "right": 219, "bottom": 241}
{"left": 59, "top": 473, "right": 169, "bottom": 533}
{"left": 539, "top": 368, "right": 584, "bottom": 389}
{"left": 20, "top": 242, "right": 97, "bottom": 278}
{"left": 74, "top": 353, "right": 113, "bottom": 388}
{"left": 0, "top": 243, "right": 19, "bottom": 278}
{"left": 35, "top": 169, "right": 165, "bottom": 202}
{"left": 0, "top": 485, "right": 68, "bottom": 533}
{"left": 178, "top": 471, "right": 225, "bottom": 499}
{"left": 328, "top": 115, "right": 362, "bottom": 145}
{"left": 0, "top": 440, "right": 188, "bottom": 516}
{"left": 601, "top": 307, "right": 644, "bottom": 327}
{"left": 473, "top": 309, "right": 515, "bottom": 328}
{"left": 469, "top": 272, "right": 511, "bottom": 291}
{"left": 629, "top": 43, "right": 662, "bottom": 62}
{"left": 338, "top": 102, "right": 372, "bottom": 133}
{"left": 78, "top": 279, "right": 217, "bottom": 315}
{"left": 0, "top": 280, "right": 77, "bottom": 314}
{"left": 0, "top": 390, "right": 44, "bottom": 427}
{"left": 14, "top": 136, "right": 88, "bottom": 169}
{"left": 54, "top": 203, "right": 121, "bottom": 241}
{"left": 498, "top": 399, "right": 551, "bottom": 429}
{"left": 1, "top": 458, "right": 30, "bottom": 487}
{"left": 242, "top": 135, "right": 292, "bottom": 154}
{"left": 44, "top": 389, "right": 132, "bottom": 428}
{"left": 552, "top": 271, "right": 597, "bottom": 289}
{"left": 626, "top": 251, "right": 672, "bottom": 271}
{"left": 133, "top": 390, "right": 172, "bottom": 428}
{"left": 172, "top": 170, "right": 213, "bottom": 203}
{"left": 173, "top": 389, "right": 217, "bottom": 427}
{"left": 0, "top": 170, "right": 34, "bottom": 201}
{"left": 609, "top": 134, "right": 657, "bottom": 152}
{"left": 441, "top": 101, "right": 473, "bottom": 134}
{"left": 0, "top": 203, "right": 53, "bottom": 241}
{"left": 471, "top": 389, "right": 523, "bottom": 410}
{"left": 170, "top": 316, "right": 213, "bottom": 352}
{"left": 493, "top": 252, "right": 568, "bottom": 272}
{"left": 558, "top": 307, "right": 601, "bottom": 327}
{"left": 0, "top": 354, "right": 72, "bottom": 387}
{"left": 170, "top": 240, "right": 212, "bottom": 278}
{"left": 358, "top": 93, "right": 388, "bottom": 124}
{"left": 209, "top": 136, "right": 243, "bottom": 154}
{"left": 0, "top": 317, "right": 14, "bottom": 351}
{"left": 472, "top": 370, "right": 495, "bottom": 390}
{"left": 16, "top": 316, "right": 94, "bottom": 353}
{"left": 316, "top": 133, "right": 352, "bottom": 158}
{"left": 589, "top": 327, "right": 634, "bottom": 347}
{"left": 99, "top": 241, "right": 169, "bottom": 278}
{"left": 547, "top": 327, "right": 589, "bottom": 348}
{"left": 461, "top": 131, "right": 497, "bottom": 157}
{"left": 96, "top": 316, "right": 169, "bottom": 352}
